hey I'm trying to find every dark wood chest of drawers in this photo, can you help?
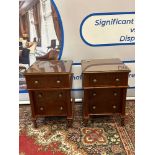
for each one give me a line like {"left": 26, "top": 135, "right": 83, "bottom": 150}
{"left": 24, "top": 60, "right": 73, "bottom": 127}
{"left": 81, "top": 59, "right": 130, "bottom": 125}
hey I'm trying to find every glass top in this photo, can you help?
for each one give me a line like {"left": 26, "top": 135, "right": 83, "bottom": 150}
{"left": 81, "top": 59, "right": 130, "bottom": 72}
{"left": 25, "top": 60, "right": 73, "bottom": 74}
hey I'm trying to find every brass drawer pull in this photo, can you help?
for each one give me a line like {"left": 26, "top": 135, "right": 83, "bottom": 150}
{"left": 113, "top": 105, "right": 116, "bottom": 109}
{"left": 34, "top": 80, "right": 39, "bottom": 84}
{"left": 38, "top": 93, "right": 43, "bottom": 98}
{"left": 58, "top": 93, "right": 63, "bottom": 98}
{"left": 115, "top": 78, "right": 120, "bottom": 82}
{"left": 113, "top": 92, "right": 118, "bottom": 96}
{"left": 92, "top": 106, "right": 96, "bottom": 110}
{"left": 60, "top": 106, "right": 63, "bottom": 111}
{"left": 56, "top": 80, "right": 61, "bottom": 84}
{"left": 93, "top": 78, "right": 97, "bottom": 83}
{"left": 40, "top": 107, "right": 44, "bottom": 111}
{"left": 93, "top": 92, "right": 97, "bottom": 96}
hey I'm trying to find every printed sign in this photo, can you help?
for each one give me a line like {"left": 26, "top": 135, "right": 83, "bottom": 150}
{"left": 80, "top": 12, "right": 135, "bottom": 46}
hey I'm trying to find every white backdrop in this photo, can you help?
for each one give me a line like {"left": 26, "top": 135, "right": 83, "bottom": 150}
{"left": 19, "top": 0, "right": 135, "bottom": 102}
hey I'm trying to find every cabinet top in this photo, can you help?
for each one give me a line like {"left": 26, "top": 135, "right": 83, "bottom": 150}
{"left": 24, "top": 60, "right": 73, "bottom": 75}
{"left": 81, "top": 59, "right": 130, "bottom": 73}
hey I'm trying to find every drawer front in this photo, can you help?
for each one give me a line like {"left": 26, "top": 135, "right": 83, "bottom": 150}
{"left": 35, "top": 104, "right": 67, "bottom": 116}
{"left": 25, "top": 74, "right": 71, "bottom": 89}
{"left": 84, "top": 89, "right": 122, "bottom": 114}
{"left": 83, "top": 72, "right": 129, "bottom": 87}
{"left": 32, "top": 90, "right": 70, "bottom": 116}
{"left": 34, "top": 90, "right": 69, "bottom": 103}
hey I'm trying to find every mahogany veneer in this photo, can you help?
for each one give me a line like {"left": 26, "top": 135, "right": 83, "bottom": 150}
{"left": 24, "top": 60, "right": 73, "bottom": 127}
{"left": 81, "top": 59, "right": 130, "bottom": 126}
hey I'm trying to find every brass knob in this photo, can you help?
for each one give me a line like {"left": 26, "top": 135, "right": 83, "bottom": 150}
{"left": 38, "top": 93, "right": 42, "bottom": 98}
{"left": 56, "top": 80, "right": 61, "bottom": 84}
{"left": 92, "top": 106, "right": 96, "bottom": 110}
{"left": 40, "top": 107, "right": 44, "bottom": 111}
{"left": 34, "top": 80, "right": 39, "bottom": 84}
{"left": 115, "top": 78, "right": 120, "bottom": 82}
{"left": 113, "top": 105, "right": 116, "bottom": 109}
{"left": 93, "top": 79, "right": 97, "bottom": 83}
{"left": 113, "top": 92, "right": 117, "bottom": 96}
{"left": 60, "top": 106, "right": 63, "bottom": 111}
{"left": 93, "top": 92, "right": 96, "bottom": 96}
{"left": 58, "top": 93, "right": 62, "bottom": 98}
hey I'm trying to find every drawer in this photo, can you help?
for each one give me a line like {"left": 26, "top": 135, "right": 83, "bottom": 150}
{"left": 35, "top": 104, "right": 67, "bottom": 116}
{"left": 84, "top": 89, "right": 122, "bottom": 114}
{"left": 83, "top": 72, "right": 129, "bottom": 87}
{"left": 25, "top": 74, "right": 71, "bottom": 89}
{"left": 89, "top": 100, "right": 121, "bottom": 114}
{"left": 34, "top": 90, "right": 69, "bottom": 103}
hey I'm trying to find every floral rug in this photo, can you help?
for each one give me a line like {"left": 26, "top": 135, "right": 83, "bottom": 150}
{"left": 19, "top": 100, "right": 135, "bottom": 155}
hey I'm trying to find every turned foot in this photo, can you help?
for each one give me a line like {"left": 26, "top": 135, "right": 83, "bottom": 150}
{"left": 67, "top": 119, "right": 73, "bottom": 128}
{"left": 83, "top": 118, "right": 88, "bottom": 127}
{"left": 120, "top": 117, "right": 125, "bottom": 126}
{"left": 32, "top": 119, "right": 37, "bottom": 128}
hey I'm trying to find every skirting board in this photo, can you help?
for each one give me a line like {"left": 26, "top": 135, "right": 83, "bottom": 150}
{"left": 19, "top": 97, "right": 135, "bottom": 105}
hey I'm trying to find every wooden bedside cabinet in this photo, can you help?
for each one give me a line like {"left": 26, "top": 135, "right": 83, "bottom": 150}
{"left": 24, "top": 60, "right": 73, "bottom": 127}
{"left": 81, "top": 59, "right": 130, "bottom": 126}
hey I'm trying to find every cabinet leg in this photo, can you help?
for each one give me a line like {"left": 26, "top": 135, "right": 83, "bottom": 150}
{"left": 121, "top": 116, "right": 125, "bottom": 126}
{"left": 83, "top": 118, "right": 88, "bottom": 127}
{"left": 67, "top": 119, "right": 73, "bottom": 128}
{"left": 32, "top": 119, "right": 37, "bottom": 128}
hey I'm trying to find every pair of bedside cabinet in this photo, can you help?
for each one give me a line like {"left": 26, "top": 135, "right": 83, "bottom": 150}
{"left": 24, "top": 59, "right": 130, "bottom": 128}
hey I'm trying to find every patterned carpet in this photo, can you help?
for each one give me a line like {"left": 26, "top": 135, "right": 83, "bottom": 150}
{"left": 19, "top": 100, "right": 135, "bottom": 155}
